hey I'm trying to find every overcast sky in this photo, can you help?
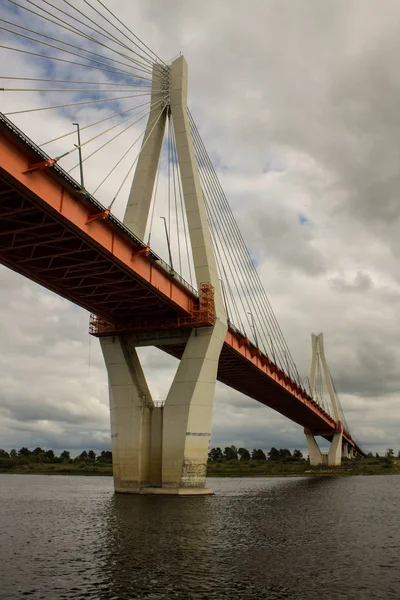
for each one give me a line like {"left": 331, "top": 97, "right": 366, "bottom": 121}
{"left": 1, "top": 0, "right": 400, "bottom": 456}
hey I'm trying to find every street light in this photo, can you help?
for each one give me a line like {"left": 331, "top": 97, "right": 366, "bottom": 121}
{"left": 160, "top": 216, "right": 173, "bottom": 270}
{"left": 72, "top": 122, "right": 84, "bottom": 188}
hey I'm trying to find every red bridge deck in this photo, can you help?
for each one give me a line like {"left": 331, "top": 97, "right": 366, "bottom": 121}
{"left": 0, "top": 114, "right": 364, "bottom": 455}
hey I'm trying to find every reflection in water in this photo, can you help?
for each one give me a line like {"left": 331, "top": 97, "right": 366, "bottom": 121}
{"left": 103, "top": 494, "right": 217, "bottom": 599}
{"left": 1, "top": 475, "right": 400, "bottom": 599}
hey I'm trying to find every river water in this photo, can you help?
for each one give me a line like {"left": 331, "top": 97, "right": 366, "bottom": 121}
{"left": 0, "top": 474, "right": 399, "bottom": 599}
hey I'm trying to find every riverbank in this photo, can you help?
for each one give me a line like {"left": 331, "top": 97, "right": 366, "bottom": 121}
{"left": 1, "top": 458, "right": 399, "bottom": 477}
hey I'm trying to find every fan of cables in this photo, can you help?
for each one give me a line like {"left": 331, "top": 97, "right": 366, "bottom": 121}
{"left": 0, "top": 0, "right": 305, "bottom": 390}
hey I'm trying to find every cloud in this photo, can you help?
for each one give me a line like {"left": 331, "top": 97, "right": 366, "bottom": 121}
{"left": 1, "top": 0, "right": 400, "bottom": 457}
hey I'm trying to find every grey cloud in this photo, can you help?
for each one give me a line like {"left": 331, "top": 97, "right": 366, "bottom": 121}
{"left": 330, "top": 272, "right": 374, "bottom": 293}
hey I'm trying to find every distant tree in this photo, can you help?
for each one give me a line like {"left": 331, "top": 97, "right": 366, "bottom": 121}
{"left": 88, "top": 450, "right": 96, "bottom": 461}
{"left": 208, "top": 447, "right": 223, "bottom": 462}
{"left": 251, "top": 449, "right": 267, "bottom": 461}
{"left": 32, "top": 447, "right": 44, "bottom": 456}
{"left": 45, "top": 449, "right": 55, "bottom": 461}
{"left": 0, "top": 449, "right": 10, "bottom": 458}
{"left": 18, "top": 447, "right": 31, "bottom": 457}
{"left": 279, "top": 448, "right": 292, "bottom": 458}
{"left": 367, "top": 452, "right": 373, "bottom": 458}
{"left": 293, "top": 449, "right": 303, "bottom": 460}
{"left": 238, "top": 448, "right": 251, "bottom": 461}
{"left": 224, "top": 445, "right": 238, "bottom": 461}
{"left": 98, "top": 450, "right": 112, "bottom": 463}
{"left": 10, "top": 449, "right": 17, "bottom": 458}
{"left": 375, "top": 453, "right": 380, "bottom": 459}
{"left": 60, "top": 450, "right": 70, "bottom": 462}
{"left": 268, "top": 447, "right": 279, "bottom": 460}
{"left": 78, "top": 450, "right": 88, "bottom": 461}
{"left": 386, "top": 449, "right": 394, "bottom": 458}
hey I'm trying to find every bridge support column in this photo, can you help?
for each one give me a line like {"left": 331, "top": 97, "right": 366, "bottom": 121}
{"left": 100, "top": 55, "right": 227, "bottom": 495}
{"left": 100, "top": 336, "right": 160, "bottom": 492}
{"left": 305, "top": 428, "right": 343, "bottom": 467}
{"left": 342, "top": 441, "right": 349, "bottom": 459}
{"left": 327, "top": 431, "right": 343, "bottom": 466}
{"left": 305, "top": 432, "right": 323, "bottom": 466}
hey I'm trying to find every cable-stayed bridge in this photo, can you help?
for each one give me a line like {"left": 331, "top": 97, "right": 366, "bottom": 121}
{"left": 0, "top": 0, "right": 366, "bottom": 494}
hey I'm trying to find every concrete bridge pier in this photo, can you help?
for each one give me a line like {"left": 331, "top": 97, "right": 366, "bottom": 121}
{"left": 305, "top": 429, "right": 343, "bottom": 466}
{"left": 342, "top": 441, "right": 349, "bottom": 459}
{"left": 100, "top": 336, "right": 161, "bottom": 492}
{"left": 101, "top": 55, "right": 227, "bottom": 495}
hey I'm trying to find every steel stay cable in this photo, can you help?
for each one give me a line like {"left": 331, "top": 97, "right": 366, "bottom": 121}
{"left": 81, "top": 0, "right": 157, "bottom": 68}
{"left": 189, "top": 115, "right": 288, "bottom": 362}
{"left": 189, "top": 120, "right": 273, "bottom": 346}
{"left": 169, "top": 116, "right": 243, "bottom": 320}
{"left": 188, "top": 111, "right": 293, "bottom": 364}
{"left": 5, "top": 0, "right": 156, "bottom": 75}
{"left": 194, "top": 142, "right": 252, "bottom": 336}
{"left": 196, "top": 148, "right": 253, "bottom": 334}
{"left": 0, "top": 19, "right": 153, "bottom": 75}
{"left": 192, "top": 126, "right": 297, "bottom": 376}
{"left": 0, "top": 44, "right": 154, "bottom": 82}
{"left": 4, "top": 92, "right": 151, "bottom": 116}
{"left": 0, "top": 76, "right": 152, "bottom": 87}
{"left": 39, "top": 98, "right": 157, "bottom": 147}
{"left": 189, "top": 112, "right": 302, "bottom": 382}
{"left": 94, "top": 0, "right": 167, "bottom": 67}
{"left": 68, "top": 95, "right": 168, "bottom": 172}
{"left": 60, "top": 0, "right": 155, "bottom": 69}
{"left": 91, "top": 100, "right": 167, "bottom": 194}
{"left": 60, "top": 0, "right": 154, "bottom": 64}
{"left": 2, "top": 88, "right": 159, "bottom": 93}
{"left": 0, "top": 25, "right": 153, "bottom": 80}
{"left": 40, "top": 102, "right": 161, "bottom": 166}
{"left": 41, "top": 0, "right": 154, "bottom": 70}
{"left": 190, "top": 126, "right": 276, "bottom": 361}
{"left": 60, "top": 98, "right": 165, "bottom": 161}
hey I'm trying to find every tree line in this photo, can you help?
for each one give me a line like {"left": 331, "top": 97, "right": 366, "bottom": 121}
{"left": 0, "top": 447, "right": 112, "bottom": 464}
{"left": 208, "top": 446, "right": 304, "bottom": 462}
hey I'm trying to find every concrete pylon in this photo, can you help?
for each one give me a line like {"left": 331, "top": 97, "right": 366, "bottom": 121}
{"left": 306, "top": 332, "right": 343, "bottom": 467}
{"left": 100, "top": 56, "right": 227, "bottom": 495}
{"left": 160, "top": 56, "right": 227, "bottom": 493}
{"left": 123, "top": 63, "right": 168, "bottom": 237}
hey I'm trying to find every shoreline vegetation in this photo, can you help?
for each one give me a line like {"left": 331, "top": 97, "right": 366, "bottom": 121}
{"left": 1, "top": 446, "right": 400, "bottom": 478}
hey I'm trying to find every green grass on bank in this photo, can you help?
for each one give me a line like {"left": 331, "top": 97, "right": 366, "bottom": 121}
{"left": 207, "top": 457, "right": 400, "bottom": 477}
{"left": 0, "top": 461, "right": 113, "bottom": 476}
{"left": 1, "top": 457, "right": 400, "bottom": 477}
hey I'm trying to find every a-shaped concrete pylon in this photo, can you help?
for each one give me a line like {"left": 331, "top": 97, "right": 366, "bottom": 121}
{"left": 100, "top": 56, "right": 227, "bottom": 495}
{"left": 305, "top": 333, "right": 344, "bottom": 466}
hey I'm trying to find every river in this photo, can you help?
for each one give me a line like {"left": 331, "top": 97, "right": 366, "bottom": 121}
{"left": 0, "top": 474, "right": 399, "bottom": 599}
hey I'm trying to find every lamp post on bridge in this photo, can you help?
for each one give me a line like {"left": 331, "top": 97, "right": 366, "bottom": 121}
{"left": 72, "top": 122, "right": 84, "bottom": 189}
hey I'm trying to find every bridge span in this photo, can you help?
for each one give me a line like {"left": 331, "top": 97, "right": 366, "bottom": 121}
{"left": 0, "top": 5, "right": 368, "bottom": 493}
{"left": 0, "top": 108, "right": 365, "bottom": 488}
